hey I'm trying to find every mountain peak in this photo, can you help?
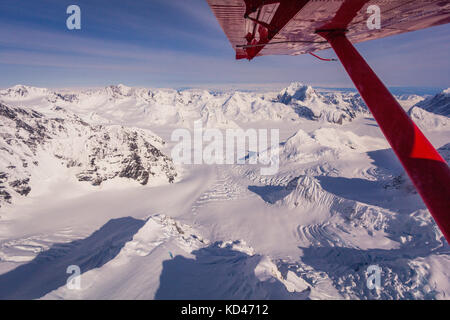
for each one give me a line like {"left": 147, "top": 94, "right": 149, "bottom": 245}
{"left": 117, "top": 83, "right": 131, "bottom": 90}
{"left": 277, "top": 82, "right": 315, "bottom": 104}
{"left": 106, "top": 84, "right": 133, "bottom": 97}
{"left": 0, "top": 84, "right": 48, "bottom": 99}
{"left": 283, "top": 82, "right": 313, "bottom": 94}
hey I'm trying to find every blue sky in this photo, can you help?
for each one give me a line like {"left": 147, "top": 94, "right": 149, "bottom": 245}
{"left": 1, "top": 0, "right": 449, "bottom": 89}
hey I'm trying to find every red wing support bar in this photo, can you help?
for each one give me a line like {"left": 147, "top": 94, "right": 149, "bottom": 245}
{"left": 318, "top": 30, "right": 450, "bottom": 242}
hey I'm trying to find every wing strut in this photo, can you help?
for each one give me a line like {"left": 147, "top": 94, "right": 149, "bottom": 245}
{"left": 317, "top": 29, "right": 450, "bottom": 242}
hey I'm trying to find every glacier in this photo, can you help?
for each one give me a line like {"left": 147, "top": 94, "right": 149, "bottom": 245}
{"left": 0, "top": 83, "right": 449, "bottom": 300}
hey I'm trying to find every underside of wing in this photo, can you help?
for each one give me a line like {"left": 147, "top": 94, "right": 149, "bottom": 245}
{"left": 206, "top": 0, "right": 450, "bottom": 60}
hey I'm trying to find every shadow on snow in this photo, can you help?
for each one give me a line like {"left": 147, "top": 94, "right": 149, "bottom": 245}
{"left": 0, "top": 217, "right": 146, "bottom": 299}
{"left": 155, "top": 241, "right": 309, "bottom": 300}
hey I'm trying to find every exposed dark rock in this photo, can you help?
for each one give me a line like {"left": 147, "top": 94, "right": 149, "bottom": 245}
{"left": 9, "top": 179, "right": 31, "bottom": 196}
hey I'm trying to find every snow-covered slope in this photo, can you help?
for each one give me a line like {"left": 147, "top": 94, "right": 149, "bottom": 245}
{"left": 37, "top": 214, "right": 310, "bottom": 300}
{"left": 406, "top": 88, "right": 450, "bottom": 131}
{"left": 413, "top": 88, "right": 450, "bottom": 117}
{"left": 408, "top": 106, "right": 449, "bottom": 131}
{"left": 0, "top": 102, "right": 177, "bottom": 208}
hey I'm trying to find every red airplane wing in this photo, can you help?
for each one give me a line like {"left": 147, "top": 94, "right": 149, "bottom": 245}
{"left": 206, "top": 0, "right": 450, "bottom": 60}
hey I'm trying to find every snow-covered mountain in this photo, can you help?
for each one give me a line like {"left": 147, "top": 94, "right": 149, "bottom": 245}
{"left": 0, "top": 83, "right": 448, "bottom": 300}
{"left": 0, "top": 102, "right": 177, "bottom": 208}
{"left": 276, "top": 82, "right": 369, "bottom": 124}
{"left": 396, "top": 94, "right": 426, "bottom": 111}
{"left": 408, "top": 105, "right": 449, "bottom": 131}
{"left": 406, "top": 88, "right": 450, "bottom": 131}
{"left": 413, "top": 88, "right": 450, "bottom": 117}
{"left": 0, "top": 85, "right": 49, "bottom": 100}
{"left": 0, "top": 83, "right": 370, "bottom": 128}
